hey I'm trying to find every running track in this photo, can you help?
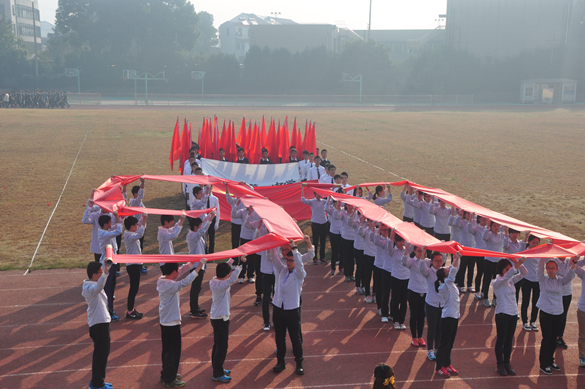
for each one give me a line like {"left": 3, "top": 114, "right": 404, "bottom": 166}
{"left": 0, "top": 264, "right": 583, "bottom": 388}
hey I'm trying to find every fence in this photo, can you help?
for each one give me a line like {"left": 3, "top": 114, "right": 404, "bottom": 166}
{"left": 68, "top": 93, "right": 102, "bottom": 105}
{"left": 125, "top": 94, "right": 474, "bottom": 107}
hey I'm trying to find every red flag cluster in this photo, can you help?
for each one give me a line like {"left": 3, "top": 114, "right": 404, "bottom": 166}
{"left": 170, "top": 115, "right": 317, "bottom": 168}
{"left": 169, "top": 117, "right": 192, "bottom": 173}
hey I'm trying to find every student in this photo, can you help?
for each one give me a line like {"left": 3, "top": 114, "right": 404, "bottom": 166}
{"left": 125, "top": 178, "right": 148, "bottom": 274}
{"left": 299, "top": 150, "right": 311, "bottom": 180}
{"left": 372, "top": 363, "right": 396, "bottom": 389}
{"left": 335, "top": 202, "right": 357, "bottom": 282}
{"left": 403, "top": 244, "right": 427, "bottom": 347}
{"left": 388, "top": 230, "right": 409, "bottom": 329}
{"left": 373, "top": 224, "right": 392, "bottom": 323}
{"left": 430, "top": 199, "right": 451, "bottom": 242}
{"left": 209, "top": 257, "right": 244, "bottom": 383}
{"left": 503, "top": 228, "right": 525, "bottom": 302}
{"left": 521, "top": 234, "right": 542, "bottom": 331}
{"left": 555, "top": 257, "right": 575, "bottom": 349}
{"left": 301, "top": 184, "right": 328, "bottom": 264}
{"left": 454, "top": 210, "right": 476, "bottom": 292}
{"left": 183, "top": 154, "right": 198, "bottom": 207}
{"left": 202, "top": 185, "right": 220, "bottom": 254}
{"left": 353, "top": 185, "right": 373, "bottom": 200}
{"left": 325, "top": 197, "right": 343, "bottom": 275}
{"left": 361, "top": 219, "right": 377, "bottom": 303}
{"left": 158, "top": 213, "right": 186, "bottom": 270}
{"left": 235, "top": 148, "right": 249, "bottom": 164}
{"left": 186, "top": 212, "right": 216, "bottom": 319}
{"left": 333, "top": 174, "right": 343, "bottom": 193}
{"left": 319, "top": 164, "right": 336, "bottom": 184}
{"left": 349, "top": 211, "right": 366, "bottom": 294}
{"left": 574, "top": 256, "right": 585, "bottom": 367}
{"left": 98, "top": 213, "right": 122, "bottom": 321}
{"left": 243, "top": 209, "right": 264, "bottom": 306}
{"left": 420, "top": 251, "right": 445, "bottom": 361}
{"left": 289, "top": 147, "right": 299, "bottom": 162}
{"left": 235, "top": 206, "right": 260, "bottom": 283}
{"left": 307, "top": 156, "right": 326, "bottom": 181}
{"left": 408, "top": 190, "right": 424, "bottom": 229}
{"left": 188, "top": 186, "right": 207, "bottom": 211}
{"left": 340, "top": 172, "right": 350, "bottom": 189}
{"left": 259, "top": 148, "right": 271, "bottom": 164}
{"left": 448, "top": 207, "right": 461, "bottom": 244}
{"left": 492, "top": 257, "right": 527, "bottom": 376}
{"left": 320, "top": 149, "right": 330, "bottom": 167}
{"left": 258, "top": 223, "right": 275, "bottom": 329}
{"left": 372, "top": 184, "right": 392, "bottom": 207}
{"left": 123, "top": 214, "right": 148, "bottom": 319}
{"left": 83, "top": 260, "right": 112, "bottom": 389}
{"left": 481, "top": 220, "right": 506, "bottom": 307}
{"left": 224, "top": 183, "right": 245, "bottom": 266}
{"left": 536, "top": 257, "right": 576, "bottom": 374}
{"left": 82, "top": 192, "right": 114, "bottom": 262}
{"left": 269, "top": 236, "right": 313, "bottom": 376}
{"left": 435, "top": 252, "right": 462, "bottom": 378}
{"left": 400, "top": 184, "right": 415, "bottom": 222}
{"left": 219, "top": 148, "right": 228, "bottom": 162}
{"left": 468, "top": 213, "right": 488, "bottom": 300}
{"left": 158, "top": 259, "right": 206, "bottom": 387}
{"left": 414, "top": 193, "right": 435, "bottom": 236}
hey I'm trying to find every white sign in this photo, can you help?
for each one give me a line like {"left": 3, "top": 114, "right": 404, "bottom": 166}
{"left": 200, "top": 159, "right": 300, "bottom": 187}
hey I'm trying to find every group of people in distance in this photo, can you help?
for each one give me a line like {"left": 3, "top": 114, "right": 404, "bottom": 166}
{"left": 81, "top": 144, "right": 585, "bottom": 389}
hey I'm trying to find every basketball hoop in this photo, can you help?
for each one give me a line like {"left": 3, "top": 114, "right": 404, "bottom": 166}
{"left": 191, "top": 71, "right": 205, "bottom": 80}
{"left": 65, "top": 68, "right": 79, "bottom": 77}
{"left": 123, "top": 69, "right": 138, "bottom": 80}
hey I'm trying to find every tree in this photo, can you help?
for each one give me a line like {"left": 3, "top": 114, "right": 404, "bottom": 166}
{"left": 0, "top": 17, "right": 32, "bottom": 88}
{"left": 338, "top": 39, "right": 394, "bottom": 95}
{"left": 193, "top": 11, "right": 218, "bottom": 54}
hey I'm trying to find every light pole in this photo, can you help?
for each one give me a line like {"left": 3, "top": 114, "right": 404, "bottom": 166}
{"left": 368, "top": 0, "right": 372, "bottom": 41}
{"left": 191, "top": 71, "right": 205, "bottom": 105}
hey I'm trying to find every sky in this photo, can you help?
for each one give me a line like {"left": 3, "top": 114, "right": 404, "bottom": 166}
{"left": 39, "top": 0, "right": 448, "bottom": 30}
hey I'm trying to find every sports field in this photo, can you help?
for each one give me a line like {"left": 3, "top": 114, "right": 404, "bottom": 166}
{"left": 0, "top": 106, "right": 584, "bottom": 389}
{"left": 0, "top": 106, "right": 584, "bottom": 270}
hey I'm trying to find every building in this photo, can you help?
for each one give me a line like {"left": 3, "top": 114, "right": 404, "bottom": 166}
{"left": 219, "top": 13, "right": 361, "bottom": 63}
{"left": 218, "top": 13, "right": 273, "bottom": 63}
{"left": 0, "top": 0, "right": 42, "bottom": 53}
{"left": 520, "top": 78, "right": 577, "bottom": 103}
{"left": 353, "top": 28, "right": 445, "bottom": 62}
{"left": 445, "top": 0, "right": 573, "bottom": 58}
{"left": 248, "top": 24, "right": 361, "bottom": 56}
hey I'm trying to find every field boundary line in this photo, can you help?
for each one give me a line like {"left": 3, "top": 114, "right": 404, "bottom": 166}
{"left": 317, "top": 140, "right": 409, "bottom": 181}
{"left": 24, "top": 129, "right": 91, "bottom": 276}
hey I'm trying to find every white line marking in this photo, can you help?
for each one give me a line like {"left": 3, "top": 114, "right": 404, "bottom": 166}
{"left": 24, "top": 129, "right": 90, "bottom": 275}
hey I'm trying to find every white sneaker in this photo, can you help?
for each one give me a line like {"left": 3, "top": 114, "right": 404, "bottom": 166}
{"left": 394, "top": 322, "right": 401, "bottom": 329}
{"left": 238, "top": 278, "right": 244, "bottom": 284}
{"left": 360, "top": 287, "right": 366, "bottom": 295}
{"left": 468, "top": 287, "right": 475, "bottom": 293}
{"left": 365, "top": 296, "right": 373, "bottom": 304}
{"left": 381, "top": 317, "right": 389, "bottom": 323}
{"left": 372, "top": 295, "right": 377, "bottom": 304}
{"left": 248, "top": 277, "right": 255, "bottom": 283}
{"left": 474, "top": 293, "right": 483, "bottom": 300}
{"left": 531, "top": 322, "right": 539, "bottom": 331}
{"left": 400, "top": 324, "right": 407, "bottom": 330}
{"left": 460, "top": 286, "right": 467, "bottom": 293}
{"left": 356, "top": 287, "right": 362, "bottom": 295}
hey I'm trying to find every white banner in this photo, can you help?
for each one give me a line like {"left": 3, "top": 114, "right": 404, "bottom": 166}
{"left": 200, "top": 159, "right": 301, "bottom": 187}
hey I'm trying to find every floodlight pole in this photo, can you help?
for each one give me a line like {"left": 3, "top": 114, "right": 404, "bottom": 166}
{"left": 77, "top": 72, "right": 81, "bottom": 94}
{"left": 368, "top": 0, "right": 372, "bottom": 41}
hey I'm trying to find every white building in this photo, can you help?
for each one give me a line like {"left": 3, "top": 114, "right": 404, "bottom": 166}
{"left": 219, "top": 13, "right": 272, "bottom": 63}
{"left": 0, "top": 0, "right": 42, "bottom": 53}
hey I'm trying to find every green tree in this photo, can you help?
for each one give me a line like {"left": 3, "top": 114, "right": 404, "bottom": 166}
{"left": 0, "top": 17, "right": 32, "bottom": 88}
{"left": 193, "top": 11, "right": 218, "bottom": 54}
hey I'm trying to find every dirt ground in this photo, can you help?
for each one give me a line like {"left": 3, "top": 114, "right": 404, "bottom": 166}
{"left": 0, "top": 106, "right": 584, "bottom": 270}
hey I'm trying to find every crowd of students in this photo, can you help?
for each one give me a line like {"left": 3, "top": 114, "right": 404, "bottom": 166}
{"left": 81, "top": 145, "right": 585, "bottom": 388}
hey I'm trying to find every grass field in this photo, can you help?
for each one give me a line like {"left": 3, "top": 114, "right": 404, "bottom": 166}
{"left": 1, "top": 106, "right": 584, "bottom": 270}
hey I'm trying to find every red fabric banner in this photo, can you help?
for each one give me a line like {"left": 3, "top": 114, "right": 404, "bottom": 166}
{"left": 117, "top": 207, "right": 215, "bottom": 219}
{"left": 238, "top": 195, "right": 304, "bottom": 240}
{"left": 169, "top": 118, "right": 180, "bottom": 171}
{"left": 114, "top": 232, "right": 290, "bottom": 264}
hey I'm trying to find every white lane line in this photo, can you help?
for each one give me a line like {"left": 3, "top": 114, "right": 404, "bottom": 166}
{"left": 317, "top": 140, "right": 409, "bottom": 181}
{"left": 24, "top": 129, "right": 91, "bottom": 275}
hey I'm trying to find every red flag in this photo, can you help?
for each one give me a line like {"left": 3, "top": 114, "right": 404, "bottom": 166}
{"left": 267, "top": 117, "right": 277, "bottom": 162}
{"left": 279, "top": 117, "right": 290, "bottom": 162}
{"left": 169, "top": 117, "right": 181, "bottom": 170}
{"left": 260, "top": 116, "right": 267, "bottom": 148}
{"left": 230, "top": 120, "right": 238, "bottom": 162}
{"left": 236, "top": 116, "right": 246, "bottom": 148}
{"left": 206, "top": 118, "right": 213, "bottom": 159}
{"left": 308, "top": 121, "right": 317, "bottom": 155}
{"left": 213, "top": 115, "right": 219, "bottom": 159}
{"left": 248, "top": 122, "right": 258, "bottom": 163}
{"left": 179, "top": 118, "right": 190, "bottom": 174}
{"left": 219, "top": 120, "right": 228, "bottom": 158}
{"left": 188, "top": 123, "right": 192, "bottom": 153}
{"left": 244, "top": 119, "right": 252, "bottom": 153}
{"left": 290, "top": 122, "right": 298, "bottom": 151}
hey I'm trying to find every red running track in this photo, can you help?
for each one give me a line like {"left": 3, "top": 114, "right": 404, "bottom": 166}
{"left": 0, "top": 264, "right": 583, "bottom": 389}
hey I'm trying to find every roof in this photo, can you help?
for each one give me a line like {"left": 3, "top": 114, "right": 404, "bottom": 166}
{"left": 260, "top": 15, "right": 297, "bottom": 25}
{"left": 353, "top": 29, "right": 443, "bottom": 42}
{"left": 222, "top": 13, "right": 270, "bottom": 27}
{"left": 522, "top": 78, "right": 578, "bottom": 83}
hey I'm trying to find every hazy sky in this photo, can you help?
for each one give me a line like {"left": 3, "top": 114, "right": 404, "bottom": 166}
{"left": 39, "top": 0, "right": 448, "bottom": 30}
